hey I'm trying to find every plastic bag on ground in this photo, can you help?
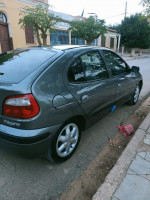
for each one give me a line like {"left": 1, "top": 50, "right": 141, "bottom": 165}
{"left": 117, "top": 124, "right": 134, "bottom": 136}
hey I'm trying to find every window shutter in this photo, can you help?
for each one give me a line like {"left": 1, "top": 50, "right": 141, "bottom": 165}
{"left": 25, "top": 27, "right": 34, "bottom": 44}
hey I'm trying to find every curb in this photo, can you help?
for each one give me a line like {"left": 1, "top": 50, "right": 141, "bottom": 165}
{"left": 92, "top": 112, "right": 150, "bottom": 200}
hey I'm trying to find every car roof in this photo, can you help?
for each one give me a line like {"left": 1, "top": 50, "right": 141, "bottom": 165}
{"left": 5, "top": 45, "right": 111, "bottom": 54}
{"left": 51, "top": 45, "right": 109, "bottom": 51}
{"left": 20, "top": 45, "right": 110, "bottom": 51}
{"left": 52, "top": 45, "right": 114, "bottom": 55}
{"left": 52, "top": 45, "right": 86, "bottom": 50}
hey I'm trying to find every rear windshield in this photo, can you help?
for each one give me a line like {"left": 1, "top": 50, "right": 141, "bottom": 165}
{"left": 0, "top": 49, "right": 57, "bottom": 83}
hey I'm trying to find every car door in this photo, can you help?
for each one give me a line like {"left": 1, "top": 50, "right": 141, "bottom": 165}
{"left": 101, "top": 50, "right": 136, "bottom": 105}
{"left": 65, "top": 50, "right": 116, "bottom": 122}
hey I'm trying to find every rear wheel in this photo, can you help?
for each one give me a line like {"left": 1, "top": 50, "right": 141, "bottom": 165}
{"left": 46, "top": 122, "right": 80, "bottom": 163}
{"left": 128, "top": 84, "right": 140, "bottom": 105}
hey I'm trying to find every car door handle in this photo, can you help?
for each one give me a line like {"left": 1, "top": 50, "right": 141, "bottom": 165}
{"left": 81, "top": 95, "right": 89, "bottom": 102}
{"left": 117, "top": 83, "right": 122, "bottom": 87}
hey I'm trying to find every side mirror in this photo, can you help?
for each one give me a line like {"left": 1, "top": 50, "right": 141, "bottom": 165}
{"left": 131, "top": 66, "right": 140, "bottom": 73}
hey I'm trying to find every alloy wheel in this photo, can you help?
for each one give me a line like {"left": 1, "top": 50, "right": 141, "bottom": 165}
{"left": 56, "top": 123, "right": 79, "bottom": 157}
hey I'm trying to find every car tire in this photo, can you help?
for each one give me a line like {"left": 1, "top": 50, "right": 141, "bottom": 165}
{"left": 128, "top": 84, "right": 140, "bottom": 105}
{"left": 46, "top": 121, "right": 81, "bottom": 163}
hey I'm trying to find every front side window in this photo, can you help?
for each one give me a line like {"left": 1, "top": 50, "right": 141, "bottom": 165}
{"left": 102, "top": 50, "right": 128, "bottom": 76}
{"left": 81, "top": 51, "right": 109, "bottom": 81}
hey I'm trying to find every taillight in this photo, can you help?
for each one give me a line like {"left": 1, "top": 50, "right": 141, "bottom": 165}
{"left": 3, "top": 94, "right": 39, "bottom": 119}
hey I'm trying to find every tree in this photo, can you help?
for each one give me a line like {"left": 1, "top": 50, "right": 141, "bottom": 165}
{"left": 141, "top": 0, "right": 150, "bottom": 16}
{"left": 19, "top": 5, "right": 60, "bottom": 45}
{"left": 118, "top": 13, "right": 150, "bottom": 56}
{"left": 69, "top": 16, "right": 107, "bottom": 45}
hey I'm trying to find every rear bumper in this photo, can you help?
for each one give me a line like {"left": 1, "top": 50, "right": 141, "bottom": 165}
{"left": 0, "top": 124, "right": 61, "bottom": 157}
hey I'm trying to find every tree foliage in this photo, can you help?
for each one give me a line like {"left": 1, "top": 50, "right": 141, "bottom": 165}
{"left": 140, "top": 0, "right": 150, "bottom": 16}
{"left": 118, "top": 14, "right": 150, "bottom": 49}
{"left": 19, "top": 5, "right": 60, "bottom": 45}
{"left": 69, "top": 16, "right": 107, "bottom": 45}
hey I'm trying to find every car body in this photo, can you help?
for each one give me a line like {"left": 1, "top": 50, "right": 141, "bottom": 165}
{"left": 0, "top": 45, "right": 143, "bottom": 162}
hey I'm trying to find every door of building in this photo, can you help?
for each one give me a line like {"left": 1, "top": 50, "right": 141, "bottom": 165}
{"left": 0, "top": 22, "right": 11, "bottom": 52}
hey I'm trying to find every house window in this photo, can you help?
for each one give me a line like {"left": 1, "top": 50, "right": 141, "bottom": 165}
{"left": 25, "top": 27, "right": 34, "bottom": 44}
{"left": 71, "top": 36, "right": 85, "bottom": 45}
{"left": 110, "top": 37, "right": 114, "bottom": 48}
{"left": 50, "top": 30, "right": 69, "bottom": 45}
{"left": 90, "top": 39, "right": 95, "bottom": 46}
{"left": 101, "top": 36, "right": 106, "bottom": 47}
{"left": 0, "top": 12, "right": 7, "bottom": 23}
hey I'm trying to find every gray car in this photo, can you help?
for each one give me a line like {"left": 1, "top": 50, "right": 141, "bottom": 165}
{"left": 0, "top": 45, "right": 142, "bottom": 162}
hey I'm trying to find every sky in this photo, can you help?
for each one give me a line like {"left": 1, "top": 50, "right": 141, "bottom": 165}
{"left": 48, "top": 0, "right": 144, "bottom": 25}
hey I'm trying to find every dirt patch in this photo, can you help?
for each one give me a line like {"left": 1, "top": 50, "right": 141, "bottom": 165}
{"left": 57, "top": 97, "right": 150, "bottom": 200}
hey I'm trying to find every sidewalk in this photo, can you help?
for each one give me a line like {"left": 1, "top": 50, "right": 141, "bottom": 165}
{"left": 119, "top": 52, "right": 150, "bottom": 61}
{"left": 93, "top": 112, "right": 150, "bottom": 200}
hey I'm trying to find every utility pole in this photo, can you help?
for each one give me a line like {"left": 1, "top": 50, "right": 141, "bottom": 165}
{"left": 125, "top": 1, "right": 127, "bottom": 19}
{"left": 117, "top": 34, "right": 121, "bottom": 53}
{"left": 121, "top": 1, "right": 127, "bottom": 55}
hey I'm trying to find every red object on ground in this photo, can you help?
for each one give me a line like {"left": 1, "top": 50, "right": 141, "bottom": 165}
{"left": 117, "top": 124, "right": 134, "bottom": 136}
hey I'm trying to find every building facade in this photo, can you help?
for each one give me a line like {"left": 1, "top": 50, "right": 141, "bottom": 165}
{"left": 0, "top": 0, "right": 48, "bottom": 53}
{"left": 0, "top": 0, "right": 117, "bottom": 53}
{"left": 50, "top": 10, "right": 118, "bottom": 51}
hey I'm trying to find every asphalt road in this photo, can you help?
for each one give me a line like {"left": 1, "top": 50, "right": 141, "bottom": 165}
{"left": 0, "top": 57, "right": 150, "bottom": 200}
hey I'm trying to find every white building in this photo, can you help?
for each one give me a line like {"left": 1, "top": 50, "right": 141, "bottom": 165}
{"left": 49, "top": 10, "right": 118, "bottom": 51}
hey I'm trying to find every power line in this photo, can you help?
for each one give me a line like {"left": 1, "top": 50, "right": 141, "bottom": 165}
{"left": 106, "top": 2, "right": 128, "bottom": 20}
{"left": 105, "top": 13, "right": 125, "bottom": 19}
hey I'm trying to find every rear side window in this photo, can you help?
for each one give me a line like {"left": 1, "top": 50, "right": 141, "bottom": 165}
{"left": 0, "top": 49, "right": 57, "bottom": 83}
{"left": 68, "top": 51, "right": 108, "bottom": 82}
{"left": 102, "top": 50, "right": 128, "bottom": 76}
{"left": 81, "top": 51, "right": 109, "bottom": 81}
{"left": 68, "top": 57, "right": 85, "bottom": 82}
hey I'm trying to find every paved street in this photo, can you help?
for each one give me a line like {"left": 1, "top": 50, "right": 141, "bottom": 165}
{"left": 0, "top": 57, "right": 150, "bottom": 200}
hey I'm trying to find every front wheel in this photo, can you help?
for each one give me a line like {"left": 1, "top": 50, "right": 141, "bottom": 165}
{"left": 128, "top": 84, "right": 140, "bottom": 105}
{"left": 46, "top": 122, "right": 80, "bottom": 163}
